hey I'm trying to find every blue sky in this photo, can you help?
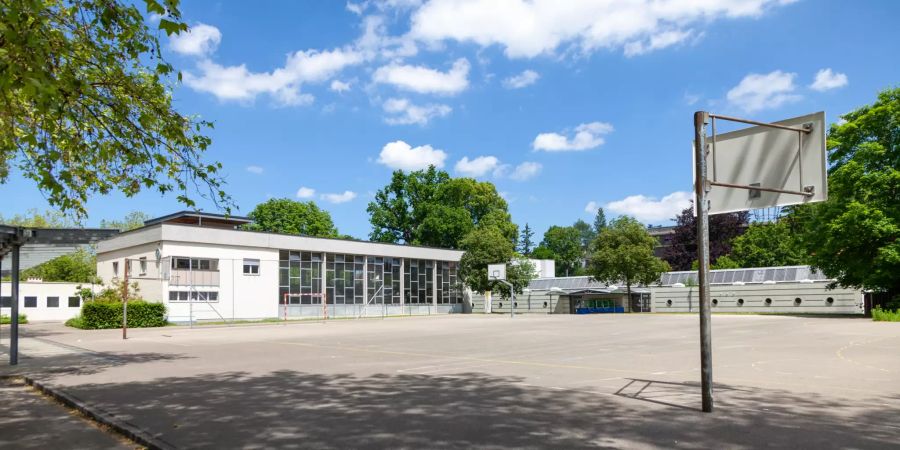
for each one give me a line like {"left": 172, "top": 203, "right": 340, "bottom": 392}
{"left": 3, "top": 0, "right": 899, "bottom": 239}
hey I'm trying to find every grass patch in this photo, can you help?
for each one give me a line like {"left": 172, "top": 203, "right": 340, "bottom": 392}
{"left": 0, "top": 314, "right": 27, "bottom": 325}
{"left": 872, "top": 307, "right": 900, "bottom": 322}
{"left": 65, "top": 315, "right": 84, "bottom": 329}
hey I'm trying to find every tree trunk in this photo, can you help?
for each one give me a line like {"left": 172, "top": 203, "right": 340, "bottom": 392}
{"left": 626, "top": 282, "right": 632, "bottom": 313}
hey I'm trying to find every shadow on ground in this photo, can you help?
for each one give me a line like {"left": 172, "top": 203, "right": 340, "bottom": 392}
{"left": 56, "top": 370, "right": 899, "bottom": 449}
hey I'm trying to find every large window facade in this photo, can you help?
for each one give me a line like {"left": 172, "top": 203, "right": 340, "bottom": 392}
{"left": 366, "top": 256, "right": 402, "bottom": 304}
{"left": 279, "top": 251, "right": 323, "bottom": 305}
{"left": 278, "top": 251, "right": 460, "bottom": 306}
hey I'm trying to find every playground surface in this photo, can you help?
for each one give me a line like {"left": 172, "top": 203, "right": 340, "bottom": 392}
{"left": 2, "top": 314, "right": 899, "bottom": 449}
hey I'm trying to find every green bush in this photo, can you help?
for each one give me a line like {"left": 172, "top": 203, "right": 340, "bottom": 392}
{"left": 872, "top": 306, "right": 900, "bottom": 322}
{"left": 79, "top": 301, "right": 167, "bottom": 329}
{"left": 0, "top": 314, "right": 27, "bottom": 325}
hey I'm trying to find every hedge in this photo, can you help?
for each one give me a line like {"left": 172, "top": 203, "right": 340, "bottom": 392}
{"left": 79, "top": 301, "right": 167, "bottom": 329}
{"left": 0, "top": 314, "right": 27, "bottom": 325}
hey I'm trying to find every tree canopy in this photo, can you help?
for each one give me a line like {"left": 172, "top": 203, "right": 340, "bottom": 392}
{"left": 20, "top": 248, "right": 98, "bottom": 283}
{"left": 245, "top": 199, "right": 338, "bottom": 237}
{"left": 593, "top": 208, "right": 607, "bottom": 233}
{"left": 100, "top": 211, "right": 151, "bottom": 231}
{"left": 367, "top": 166, "right": 516, "bottom": 249}
{"left": 540, "top": 225, "right": 583, "bottom": 276}
{"left": 0, "top": 0, "right": 231, "bottom": 218}
{"left": 791, "top": 88, "right": 899, "bottom": 296}
{"left": 0, "top": 208, "right": 75, "bottom": 227}
{"left": 572, "top": 219, "right": 597, "bottom": 252}
{"left": 518, "top": 223, "right": 535, "bottom": 256}
{"left": 459, "top": 226, "right": 535, "bottom": 298}
{"left": 663, "top": 205, "right": 749, "bottom": 270}
{"left": 726, "top": 220, "right": 807, "bottom": 268}
{"left": 588, "top": 216, "right": 670, "bottom": 300}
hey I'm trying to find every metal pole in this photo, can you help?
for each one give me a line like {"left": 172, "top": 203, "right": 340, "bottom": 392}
{"left": 123, "top": 258, "right": 128, "bottom": 340}
{"left": 694, "top": 111, "right": 714, "bottom": 413}
{"left": 10, "top": 245, "right": 20, "bottom": 365}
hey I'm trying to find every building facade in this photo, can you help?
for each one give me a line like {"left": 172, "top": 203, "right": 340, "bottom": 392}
{"left": 95, "top": 212, "right": 466, "bottom": 323}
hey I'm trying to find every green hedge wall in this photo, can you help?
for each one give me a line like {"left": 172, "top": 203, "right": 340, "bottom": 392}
{"left": 81, "top": 301, "right": 167, "bottom": 329}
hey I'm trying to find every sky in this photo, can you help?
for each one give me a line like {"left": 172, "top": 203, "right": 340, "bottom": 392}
{"left": 3, "top": 0, "right": 899, "bottom": 239}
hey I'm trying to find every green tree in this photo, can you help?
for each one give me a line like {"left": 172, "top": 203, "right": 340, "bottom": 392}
{"left": 0, "top": 0, "right": 232, "bottom": 218}
{"left": 530, "top": 245, "right": 555, "bottom": 260}
{"left": 100, "top": 211, "right": 151, "bottom": 231}
{"left": 0, "top": 208, "right": 75, "bottom": 227}
{"left": 572, "top": 219, "right": 597, "bottom": 252}
{"left": 588, "top": 216, "right": 670, "bottom": 305}
{"left": 21, "top": 248, "right": 98, "bottom": 283}
{"left": 367, "top": 166, "right": 516, "bottom": 248}
{"left": 518, "top": 223, "right": 535, "bottom": 256}
{"left": 459, "top": 226, "right": 536, "bottom": 298}
{"left": 540, "top": 226, "right": 583, "bottom": 276}
{"left": 727, "top": 221, "right": 807, "bottom": 268}
{"left": 792, "top": 88, "right": 900, "bottom": 297}
{"left": 245, "top": 199, "right": 338, "bottom": 237}
{"left": 593, "top": 208, "right": 607, "bottom": 233}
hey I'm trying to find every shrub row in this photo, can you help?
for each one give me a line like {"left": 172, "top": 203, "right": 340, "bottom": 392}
{"left": 79, "top": 301, "right": 167, "bottom": 329}
{"left": 872, "top": 306, "right": 900, "bottom": 322}
{"left": 0, "top": 314, "right": 27, "bottom": 325}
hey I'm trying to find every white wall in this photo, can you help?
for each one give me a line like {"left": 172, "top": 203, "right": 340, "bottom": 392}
{"left": 161, "top": 242, "right": 280, "bottom": 322}
{"left": 651, "top": 282, "right": 864, "bottom": 314}
{"left": 0, "top": 281, "right": 97, "bottom": 322}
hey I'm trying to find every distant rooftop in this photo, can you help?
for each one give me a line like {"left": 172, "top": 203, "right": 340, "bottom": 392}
{"left": 143, "top": 211, "right": 252, "bottom": 229}
{"left": 527, "top": 265, "right": 830, "bottom": 293}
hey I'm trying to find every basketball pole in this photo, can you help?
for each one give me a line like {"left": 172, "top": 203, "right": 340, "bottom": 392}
{"left": 694, "top": 111, "right": 714, "bottom": 413}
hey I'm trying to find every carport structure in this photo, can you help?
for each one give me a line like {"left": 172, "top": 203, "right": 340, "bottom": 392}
{"left": 527, "top": 276, "right": 652, "bottom": 313}
{"left": 0, "top": 225, "right": 117, "bottom": 365}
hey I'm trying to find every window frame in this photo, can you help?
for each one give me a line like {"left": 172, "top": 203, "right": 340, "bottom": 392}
{"left": 243, "top": 258, "right": 260, "bottom": 276}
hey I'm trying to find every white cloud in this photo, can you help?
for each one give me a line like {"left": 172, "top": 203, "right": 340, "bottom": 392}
{"left": 810, "top": 68, "right": 848, "bottom": 91}
{"left": 502, "top": 69, "right": 540, "bottom": 89}
{"left": 296, "top": 187, "right": 316, "bottom": 199}
{"left": 623, "top": 29, "right": 694, "bottom": 57}
{"left": 246, "top": 165, "right": 264, "bottom": 174}
{"left": 584, "top": 201, "right": 600, "bottom": 214}
{"left": 533, "top": 121, "right": 614, "bottom": 152}
{"left": 377, "top": 140, "right": 447, "bottom": 171}
{"left": 183, "top": 48, "right": 363, "bottom": 105}
{"left": 726, "top": 70, "right": 800, "bottom": 113}
{"left": 409, "top": 0, "right": 791, "bottom": 58}
{"left": 509, "top": 161, "right": 542, "bottom": 181}
{"left": 372, "top": 58, "right": 470, "bottom": 95}
{"left": 356, "top": 15, "right": 418, "bottom": 60}
{"left": 346, "top": 2, "right": 365, "bottom": 15}
{"left": 330, "top": 80, "right": 352, "bottom": 93}
{"left": 383, "top": 98, "right": 452, "bottom": 125}
{"left": 454, "top": 156, "right": 501, "bottom": 177}
{"left": 321, "top": 190, "right": 358, "bottom": 204}
{"left": 170, "top": 23, "right": 222, "bottom": 56}
{"left": 606, "top": 191, "right": 692, "bottom": 223}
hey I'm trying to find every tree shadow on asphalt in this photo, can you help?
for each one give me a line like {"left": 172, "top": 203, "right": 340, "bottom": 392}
{"left": 58, "top": 370, "right": 900, "bottom": 449}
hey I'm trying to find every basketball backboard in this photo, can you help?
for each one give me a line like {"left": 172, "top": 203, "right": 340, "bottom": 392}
{"left": 487, "top": 264, "right": 506, "bottom": 281}
{"left": 696, "top": 111, "right": 827, "bottom": 215}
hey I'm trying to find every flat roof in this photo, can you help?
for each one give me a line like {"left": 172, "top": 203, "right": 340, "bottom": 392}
{"left": 97, "top": 223, "right": 464, "bottom": 261}
{"left": 143, "top": 210, "right": 252, "bottom": 227}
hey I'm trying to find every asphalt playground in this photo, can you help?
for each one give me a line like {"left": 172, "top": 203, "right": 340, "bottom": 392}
{"left": 1, "top": 314, "right": 898, "bottom": 449}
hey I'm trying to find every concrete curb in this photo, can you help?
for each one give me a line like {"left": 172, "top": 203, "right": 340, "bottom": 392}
{"left": 23, "top": 376, "right": 176, "bottom": 450}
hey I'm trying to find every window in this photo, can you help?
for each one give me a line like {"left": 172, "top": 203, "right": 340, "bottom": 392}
{"left": 0, "top": 297, "right": 11, "bottom": 308}
{"left": 171, "top": 257, "right": 219, "bottom": 271}
{"left": 47, "top": 297, "right": 60, "bottom": 308}
{"left": 243, "top": 259, "right": 260, "bottom": 275}
{"left": 112, "top": 261, "right": 119, "bottom": 277}
{"left": 24, "top": 296, "right": 37, "bottom": 308}
{"left": 68, "top": 297, "right": 80, "bottom": 308}
{"left": 139, "top": 257, "right": 147, "bottom": 275}
{"left": 168, "top": 291, "right": 218, "bottom": 302}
